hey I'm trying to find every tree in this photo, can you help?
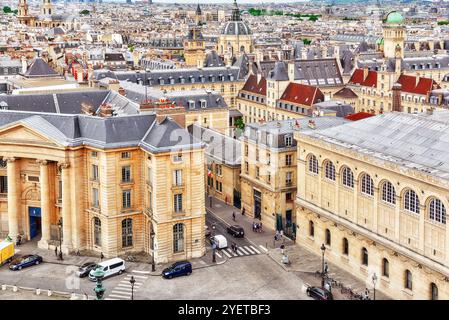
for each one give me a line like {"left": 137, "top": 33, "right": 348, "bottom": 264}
{"left": 234, "top": 118, "right": 245, "bottom": 130}
{"left": 3, "top": 6, "right": 12, "bottom": 14}
{"left": 79, "top": 9, "right": 90, "bottom": 15}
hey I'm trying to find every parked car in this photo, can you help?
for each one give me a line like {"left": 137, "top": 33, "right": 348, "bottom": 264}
{"left": 162, "top": 261, "right": 192, "bottom": 279}
{"left": 76, "top": 262, "right": 98, "bottom": 278}
{"left": 88, "top": 258, "right": 125, "bottom": 281}
{"left": 9, "top": 254, "right": 42, "bottom": 271}
{"left": 306, "top": 286, "right": 333, "bottom": 300}
{"left": 209, "top": 235, "right": 228, "bottom": 249}
{"left": 227, "top": 225, "right": 244, "bottom": 238}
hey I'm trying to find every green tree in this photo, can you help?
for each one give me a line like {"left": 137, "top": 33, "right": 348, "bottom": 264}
{"left": 79, "top": 9, "right": 90, "bottom": 15}
{"left": 3, "top": 6, "right": 12, "bottom": 14}
{"left": 234, "top": 118, "right": 245, "bottom": 130}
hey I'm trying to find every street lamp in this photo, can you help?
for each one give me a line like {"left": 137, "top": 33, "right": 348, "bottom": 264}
{"left": 129, "top": 275, "right": 136, "bottom": 300}
{"left": 92, "top": 267, "right": 106, "bottom": 300}
{"left": 150, "top": 229, "right": 156, "bottom": 272}
{"left": 320, "top": 243, "right": 326, "bottom": 288}
{"left": 372, "top": 273, "right": 377, "bottom": 300}
{"left": 57, "top": 218, "right": 63, "bottom": 260}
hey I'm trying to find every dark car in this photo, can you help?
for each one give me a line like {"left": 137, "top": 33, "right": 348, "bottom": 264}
{"left": 227, "top": 225, "right": 244, "bottom": 238}
{"left": 162, "top": 261, "right": 192, "bottom": 279}
{"left": 306, "top": 286, "right": 333, "bottom": 300}
{"left": 9, "top": 254, "right": 43, "bottom": 271}
{"left": 76, "top": 262, "right": 98, "bottom": 278}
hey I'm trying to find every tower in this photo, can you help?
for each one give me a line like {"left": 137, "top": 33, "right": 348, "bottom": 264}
{"left": 184, "top": 5, "right": 206, "bottom": 68}
{"left": 382, "top": 11, "right": 406, "bottom": 59}
{"left": 17, "top": 0, "right": 32, "bottom": 25}
{"left": 195, "top": 3, "right": 202, "bottom": 26}
{"left": 41, "top": 0, "right": 53, "bottom": 16}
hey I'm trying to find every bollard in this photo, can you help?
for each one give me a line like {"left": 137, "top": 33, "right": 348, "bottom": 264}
{"left": 1, "top": 284, "right": 6, "bottom": 291}
{"left": 70, "top": 292, "right": 77, "bottom": 300}
{"left": 12, "top": 286, "right": 17, "bottom": 292}
{"left": 36, "top": 288, "right": 41, "bottom": 295}
{"left": 83, "top": 293, "right": 88, "bottom": 300}
{"left": 48, "top": 289, "right": 52, "bottom": 297}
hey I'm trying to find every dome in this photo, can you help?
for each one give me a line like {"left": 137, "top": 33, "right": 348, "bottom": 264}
{"left": 376, "top": 37, "right": 384, "bottom": 45}
{"left": 221, "top": 21, "right": 252, "bottom": 36}
{"left": 385, "top": 11, "right": 404, "bottom": 24}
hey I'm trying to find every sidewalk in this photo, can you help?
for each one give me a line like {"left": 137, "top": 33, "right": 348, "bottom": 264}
{"left": 207, "top": 197, "right": 392, "bottom": 300}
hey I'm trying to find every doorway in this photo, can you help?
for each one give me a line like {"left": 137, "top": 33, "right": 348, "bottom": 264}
{"left": 29, "top": 207, "right": 42, "bottom": 239}
{"left": 253, "top": 189, "right": 261, "bottom": 220}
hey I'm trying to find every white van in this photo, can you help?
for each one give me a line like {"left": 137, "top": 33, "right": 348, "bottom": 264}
{"left": 88, "top": 258, "right": 125, "bottom": 281}
{"left": 210, "top": 235, "right": 228, "bottom": 249}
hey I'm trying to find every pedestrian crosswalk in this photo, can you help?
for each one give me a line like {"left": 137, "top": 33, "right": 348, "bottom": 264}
{"left": 218, "top": 245, "right": 266, "bottom": 258}
{"left": 105, "top": 271, "right": 148, "bottom": 300}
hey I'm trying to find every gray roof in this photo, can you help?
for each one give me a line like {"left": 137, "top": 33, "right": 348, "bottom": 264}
{"left": 188, "top": 124, "right": 241, "bottom": 166}
{"left": 221, "top": 21, "right": 252, "bottom": 36}
{"left": 300, "top": 111, "right": 449, "bottom": 181}
{"left": 268, "top": 61, "right": 289, "bottom": 81}
{"left": 292, "top": 59, "right": 343, "bottom": 87}
{"left": 23, "top": 58, "right": 59, "bottom": 78}
{"left": 0, "top": 110, "right": 202, "bottom": 152}
{"left": 204, "top": 51, "right": 224, "bottom": 68}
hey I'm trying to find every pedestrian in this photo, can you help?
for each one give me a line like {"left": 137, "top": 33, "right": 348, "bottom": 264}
{"left": 242, "top": 207, "right": 245, "bottom": 216}
{"left": 54, "top": 246, "right": 58, "bottom": 257}
{"left": 234, "top": 243, "right": 238, "bottom": 253}
{"left": 259, "top": 222, "right": 263, "bottom": 232}
{"left": 280, "top": 244, "right": 285, "bottom": 255}
{"left": 59, "top": 251, "right": 63, "bottom": 261}
{"left": 324, "top": 281, "right": 331, "bottom": 292}
{"left": 232, "top": 211, "right": 236, "bottom": 221}
{"left": 275, "top": 230, "right": 280, "bottom": 240}
{"left": 324, "top": 262, "right": 329, "bottom": 274}
{"left": 100, "top": 252, "right": 104, "bottom": 261}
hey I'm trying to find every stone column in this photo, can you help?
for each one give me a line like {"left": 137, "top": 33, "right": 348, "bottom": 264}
{"left": 59, "top": 162, "right": 72, "bottom": 252}
{"left": 37, "top": 160, "right": 51, "bottom": 248}
{"left": 6, "top": 157, "right": 20, "bottom": 239}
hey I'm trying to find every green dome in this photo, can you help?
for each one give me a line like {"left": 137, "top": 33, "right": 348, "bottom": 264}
{"left": 376, "top": 37, "right": 384, "bottom": 45}
{"left": 385, "top": 11, "right": 404, "bottom": 24}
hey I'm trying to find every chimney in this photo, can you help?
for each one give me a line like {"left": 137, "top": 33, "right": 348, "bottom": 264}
{"left": 415, "top": 76, "right": 420, "bottom": 88}
{"left": 156, "top": 114, "right": 167, "bottom": 124}
{"left": 392, "top": 83, "right": 402, "bottom": 112}
{"left": 363, "top": 67, "right": 369, "bottom": 81}
{"left": 118, "top": 87, "right": 125, "bottom": 96}
{"left": 81, "top": 102, "right": 95, "bottom": 115}
{"left": 21, "top": 56, "right": 27, "bottom": 74}
{"left": 256, "top": 72, "right": 261, "bottom": 84}
{"left": 99, "top": 103, "right": 113, "bottom": 117}
{"left": 426, "top": 107, "right": 435, "bottom": 116}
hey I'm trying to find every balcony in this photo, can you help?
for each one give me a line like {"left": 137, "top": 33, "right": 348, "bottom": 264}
{"left": 171, "top": 183, "right": 185, "bottom": 191}
{"left": 0, "top": 193, "right": 7, "bottom": 201}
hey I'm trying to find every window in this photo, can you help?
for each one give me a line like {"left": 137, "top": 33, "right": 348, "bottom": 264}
{"left": 431, "top": 283, "right": 438, "bottom": 300}
{"left": 267, "top": 172, "right": 271, "bottom": 184}
{"left": 122, "top": 166, "right": 131, "bottom": 183}
{"left": 245, "top": 145, "right": 248, "bottom": 156}
{"left": 361, "top": 174, "right": 374, "bottom": 196}
{"left": 173, "top": 169, "right": 182, "bottom": 186}
{"left": 342, "top": 238, "right": 349, "bottom": 255}
{"left": 92, "top": 164, "right": 99, "bottom": 181}
{"left": 286, "top": 192, "right": 292, "bottom": 201}
{"left": 404, "top": 189, "right": 420, "bottom": 214}
{"left": 286, "top": 172, "right": 293, "bottom": 185}
{"left": 325, "top": 229, "right": 331, "bottom": 246}
{"left": 308, "top": 155, "right": 318, "bottom": 174}
{"left": 91, "top": 151, "right": 98, "bottom": 158}
{"left": 285, "top": 135, "right": 292, "bottom": 147}
{"left": 121, "top": 152, "right": 131, "bottom": 159}
{"left": 216, "top": 165, "right": 222, "bottom": 176}
{"left": 122, "top": 190, "right": 131, "bottom": 209}
{"left": 309, "top": 221, "right": 314, "bottom": 237}
{"left": 381, "top": 181, "right": 396, "bottom": 204}
{"left": 147, "top": 167, "right": 152, "bottom": 185}
{"left": 215, "top": 180, "right": 222, "bottom": 192}
{"left": 324, "top": 161, "right": 336, "bottom": 181}
{"left": 382, "top": 258, "right": 389, "bottom": 278}
{"left": 286, "top": 154, "right": 292, "bottom": 166}
{"left": 173, "top": 154, "right": 182, "bottom": 162}
{"left": 256, "top": 166, "right": 260, "bottom": 179}
{"left": 405, "top": 270, "right": 413, "bottom": 290}
{"left": 361, "top": 247, "right": 368, "bottom": 266}
{"left": 342, "top": 167, "right": 354, "bottom": 188}
{"left": 173, "top": 223, "right": 184, "bottom": 253}
{"left": 429, "top": 198, "right": 446, "bottom": 224}
{"left": 0, "top": 176, "right": 7, "bottom": 194}
{"left": 174, "top": 194, "right": 183, "bottom": 213}
{"left": 121, "top": 218, "right": 133, "bottom": 247}
{"left": 94, "top": 217, "right": 101, "bottom": 246}
{"left": 92, "top": 188, "right": 99, "bottom": 208}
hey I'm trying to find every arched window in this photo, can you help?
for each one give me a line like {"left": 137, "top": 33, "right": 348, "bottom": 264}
{"left": 429, "top": 198, "right": 446, "bottom": 224}
{"left": 382, "top": 258, "right": 389, "bottom": 278}
{"left": 308, "top": 154, "right": 318, "bottom": 174}
{"left": 342, "top": 167, "right": 354, "bottom": 188}
{"left": 94, "top": 217, "right": 101, "bottom": 247}
{"left": 325, "top": 229, "right": 331, "bottom": 246}
{"left": 361, "top": 174, "right": 374, "bottom": 196}
{"left": 309, "top": 221, "right": 314, "bottom": 237}
{"left": 324, "top": 161, "right": 336, "bottom": 181}
{"left": 404, "top": 189, "right": 420, "bottom": 214}
{"left": 342, "top": 238, "right": 349, "bottom": 255}
{"left": 431, "top": 283, "right": 438, "bottom": 300}
{"left": 173, "top": 223, "right": 184, "bottom": 253}
{"left": 405, "top": 270, "right": 413, "bottom": 290}
{"left": 361, "top": 247, "right": 368, "bottom": 266}
{"left": 381, "top": 181, "right": 396, "bottom": 204}
{"left": 121, "top": 218, "right": 133, "bottom": 247}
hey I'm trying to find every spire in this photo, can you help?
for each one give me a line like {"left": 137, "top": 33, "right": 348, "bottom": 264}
{"left": 196, "top": 3, "right": 202, "bottom": 16}
{"left": 231, "top": 0, "right": 241, "bottom": 21}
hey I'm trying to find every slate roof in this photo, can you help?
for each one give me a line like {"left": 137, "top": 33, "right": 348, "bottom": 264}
{"left": 300, "top": 111, "right": 449, "bottom": 181}
{"left": 268, "top": 61, "right": 289, "bottom": 81}
{"left": 23, "top": 58, "right": 60, "bottom": 78}
{"left": 188, "top": 124, "right": 241, "bottom": 166}
{"left": 0, "top": 110, "right": 203, "bottom": 152}
{"left": 292, "top": 59, "right": 343, "bottom": 87}
{"left": 204, "top": 51, "right": 224, "bottom": 67}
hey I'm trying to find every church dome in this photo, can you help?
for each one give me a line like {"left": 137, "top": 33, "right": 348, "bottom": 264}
{"left": 221, "top": 21, "right": 252, "bottom": 36}
{"left": 385, "top": 11, "right": 404, "bottom": 24}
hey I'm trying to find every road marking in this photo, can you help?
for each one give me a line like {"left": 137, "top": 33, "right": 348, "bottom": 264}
{"left": 111, "top": 290, "right": 131, "bottom": 296}
{"left": 130, "top": 275, "right": 148, "bottom": 279}
{"left": 105, "top": 298, "right": 119, "bottom": 300}
{"left": 236, "top": 248, "right": 244, "bottom": 256}
{"left": 244, "top": 246, "right": 256, "bottom": 254}
{"left": 222, "top": 250, "right": 232, "bottom": 258}
{"left": 259, "top": 245, "right": 269, "bottom": 252}
{"left": 215, "top": 251, "right": 222, "bottom": 258}
{"left": 238, "top": 247, "right": 250, "bottom": 255}
{"left": 121, "top": 280, "right": 142, "bottom": 285}
{"left": 115, "top": 286, "right": 133, "bottom": 292}
{"left": 108, "top": 294, "right": 130, "bottom": 300}
{"left": 226, "top": 248, "right": 238, "bottom": 257}
{"left": 250, "top": 245, "right": 261, "bottom": 254}
{"left": 131, "top": 270, "right": 151, "bottom": 274}
{"left": 125, "top": 275, "right": 147, "bottom": 280}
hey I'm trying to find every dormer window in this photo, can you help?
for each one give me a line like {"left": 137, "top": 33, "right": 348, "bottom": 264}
{"left": 210, "top": 75, "right": 215, "bottom": 82}
{"left": 229, "top": 75, "right": 234, "bottom": 81}
{"left": 180, "top": 76, "right": 185, "bottom": 84}
{"left": 200, "top": 100, "right": 207, "bottom": 108}
{"left": 285, "top": 135, "right": 293, "bottom": 147}
{"left": 190, "top": 76, "right": 195, "bottom": 83}
{"left": 159, "top": 78, "right": 164, "bottom": 85}
{"left": 169, "top": 77, "right": 175, "bottom": 84}
{"left": 188, "top": 100, "right": 195, "bottom": 109}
